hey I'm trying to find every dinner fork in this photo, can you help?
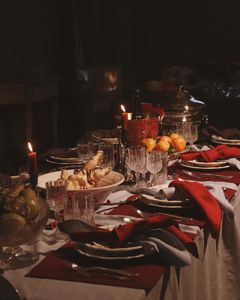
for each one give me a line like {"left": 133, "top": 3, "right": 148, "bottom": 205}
{"left": 132, "top": 207, "right": 192, "bottom": 222}
{"left": 63, "top": 260, "right": 136, "bottom": 281}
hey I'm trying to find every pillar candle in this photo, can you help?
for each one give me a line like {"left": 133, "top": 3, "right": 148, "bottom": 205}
{"left": 28, "top": 143, "right": 38, "bottom": 174}
{"left": 121, "top": 105, "right": 128, "bottom": 130}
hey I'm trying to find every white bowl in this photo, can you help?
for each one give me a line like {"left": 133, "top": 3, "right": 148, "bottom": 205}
{"left": 37, "top": 170, "right": 125, "bottom": 204}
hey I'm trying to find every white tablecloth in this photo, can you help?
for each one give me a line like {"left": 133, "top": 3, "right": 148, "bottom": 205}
{"left": 1, "top": 185, "right": 240, "bottom": 300}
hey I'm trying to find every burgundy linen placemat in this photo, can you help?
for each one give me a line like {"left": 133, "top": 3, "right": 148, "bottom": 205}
{"left": 26, "top": 241, "right": 167, "bottom": 294}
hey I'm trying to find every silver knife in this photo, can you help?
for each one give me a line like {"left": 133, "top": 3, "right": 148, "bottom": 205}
{"left": 63, "top": 259, "right": 139, "bottom": 277}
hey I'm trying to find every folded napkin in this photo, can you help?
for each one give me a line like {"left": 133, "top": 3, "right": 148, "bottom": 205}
{"left": 179, "top": 144, "right": 240, "bottom": 163}
{"left": 141, "top": 103, "right": 164, "bottom": 120}
{"left": 140, "top": 183, "right": 235, "bottom": 221}
{"left": 169, "top": 178, "right": 222, "bottom": 238}
{"left": 68, "top": 215, "right": 198, "bottom": 266}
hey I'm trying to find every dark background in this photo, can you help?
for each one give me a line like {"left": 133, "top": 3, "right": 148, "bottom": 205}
{"left": 0, "top": 0, "right": 240, "bottom": 170}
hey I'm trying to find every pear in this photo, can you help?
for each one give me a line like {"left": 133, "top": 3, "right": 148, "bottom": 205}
{"left": 19, "top": 188, "right": 40, "bottom": 219}
{"left": 0, "top": 213, "right": 26, "bottom": 240}
{"left": 11, "top": 185, "right": 25, "bottom": 195}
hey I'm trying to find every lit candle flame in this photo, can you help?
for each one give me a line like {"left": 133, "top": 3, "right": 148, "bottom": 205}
{"left": 121, "top": 105, "right": 126, "bottom": 112}
{"left": 183, "top": 116, "right": 186, "bottom": 122}
{"left": 28, "top": 142, "right": 33, "bottom": 152}
{"left": 185, "top": 106, "right": 188, "bottom": 111}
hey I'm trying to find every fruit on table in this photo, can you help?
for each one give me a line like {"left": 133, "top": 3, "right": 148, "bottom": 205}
{"left": 0, "top": 213, "right": 26, "bottom": 237}
{"left": 155, "top": 140, "right": 170, "bottom": 152}
{"left": 11, "top": 185, "right": 25, "bottom": 195}
{"left": 140, "top": 138, "right": 156, "bottom": 151}
{"left": 159, "top": 136, "right": 172, "bottom": 144}
{"left": 0, "top": 186, "right": 40, "bottom": 221}
{"left": 19, "top": 188, "right": 40, "bottom": 219}
{"left": 169, "top": 133, "right": 179, "bottom": 141}
{"left": 0, "top": 188, "right": 30, "bottom": 218}
{"left": 171, "top": 136, "right": 186, "bottom": 152}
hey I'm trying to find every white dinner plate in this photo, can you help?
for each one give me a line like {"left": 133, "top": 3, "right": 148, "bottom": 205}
{"left": 46, "top": 158, "right": 83, "bottom": 165}
{"left": 140, "top": 194, "right": 191, "bottom": 206}
{"left": 211, "top": 135, "right": 240, "bottom": 146}
{"left": 49, "top": 155, "right": 80, "bottom": 163}
{"left": 179, "top": 159, "right": 230, "bottom": 170}
{"left": 140, "top": 194, "right": 195, "bottom": 209}
{"left": 74, "top": 241, "right": 156, "bottom": 260}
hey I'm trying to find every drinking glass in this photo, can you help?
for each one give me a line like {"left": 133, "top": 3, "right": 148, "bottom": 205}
{"left": 72, "top": 191, "right": 95, "bottom": 225}
{"left": 99, "top": 143, "right": 115, "bottom": 168}
{"left": 77, "top": 141, "right": 93, "bottom": 164}
{"left": 188, "top": 123, "right": 198, "bottom": 145}
{"left": 138, "top": 152, "right": 148, "bottom": 187}
{"left": 176, "top": 123, "right": 191, "bottom": 144}
{"left": 45, "top": 180, "right": 67, "bottom": 237}
{"left": 127, "top": 147, "right": 145, "bottom": 187}
{"left": 146, "top": 151, "right": 163, "bottom": 186}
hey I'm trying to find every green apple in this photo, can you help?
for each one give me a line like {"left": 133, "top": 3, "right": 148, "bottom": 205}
{"left": 19, "top": 188, "right": 40, "bottom": 219}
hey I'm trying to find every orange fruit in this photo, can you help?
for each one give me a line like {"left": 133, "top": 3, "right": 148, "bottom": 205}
{"left": 171, "top": 136, "right": 186, "bottom": 152}
{"left": 155, "top": 140, "right": 170, "bottom": 152}
{"left": 140, "top": 138, "right": 156, "bottom": 151}
{"left": 169, "top": 133, "right": 179, "bottom": 141}
{"left": 159, "top": 136, "right": 172, "bottom": 144}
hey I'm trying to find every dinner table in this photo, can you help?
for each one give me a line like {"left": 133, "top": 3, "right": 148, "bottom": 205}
{"left": 1, "top": 140, "right": 240, "bottom": 300}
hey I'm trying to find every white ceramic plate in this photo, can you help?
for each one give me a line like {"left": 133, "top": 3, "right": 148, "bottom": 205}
{"left": 211, "top": 135, "right": 240, "bottom": 146}
{"left": 46, "top": 158, "right": 83, "bottom": 165}
{"left": 100, "top": 138, "right": 119, "bottom": 144}
{"left": 140, "top": 195, "right": 195, "bottom": 209}
{"left": 49, "top": 155, "right": 80, "bottom": 163}
{"left": 179, "top": 160, "right": 230, "bottom": 170}
{"left": 140, "top": 194, "right": 191, "bottom": 206}
{"left": 186, "top": 159, "right": 228, "bottom": 167}
{"left": 74, "top": 241, "right": 156, "bottom": 260}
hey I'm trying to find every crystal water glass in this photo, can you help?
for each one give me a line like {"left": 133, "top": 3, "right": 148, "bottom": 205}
{"left": 45, "top": 180, "right": 67, "bottom": 237}
{"left": 146, "top": 151, "right": 163, "bottom": 186}
{"left": 77, "top": 141, "right": 93, "bottom": 164}
{"left": 127, "top": 147, "right": 145, "bottom": 187}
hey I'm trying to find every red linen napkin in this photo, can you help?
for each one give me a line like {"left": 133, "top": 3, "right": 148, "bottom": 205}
{"left": 141, "top": 103, "right": 164, "bottom": 120}
{"left": 179, "top": 144, "right": 240, "bottom": 162}
{"left": 70, "top": 215, "right": 198, "bottom": 258}
{"left": 169, "top": 178, "right": 222, "bottom": 239}
{"left": 153, "top": 77, "right": 176, "bottom": 98}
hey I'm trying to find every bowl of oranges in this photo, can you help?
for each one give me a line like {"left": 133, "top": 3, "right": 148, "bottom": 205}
{"left": 140, "top": 133, "right": 186, "bottom": 153}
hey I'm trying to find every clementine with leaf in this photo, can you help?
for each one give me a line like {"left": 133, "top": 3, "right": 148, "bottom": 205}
{"left": 171, "top": 136, "right": 186, "bottom": 152}
{"left": 155, "top": 140, "right": 170, "bottom": 152}
{"left": 140, "top": 138, "right": 156, "bottom": 151}
{"left": 170, "top": 133, "right": 179, "bottom": 141}
{"left": 159, "top": 136, "right": 172, "bottom": 144}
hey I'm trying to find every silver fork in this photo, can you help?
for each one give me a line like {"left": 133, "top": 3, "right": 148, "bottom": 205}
{"left": 132, "top": 207, "right": 192, "bottom": 222}
{"left": 63, "top": 260, "right": 136, "bottom": 281}
{"left": 199, "top": 173, "right": 233, "bottom": 180}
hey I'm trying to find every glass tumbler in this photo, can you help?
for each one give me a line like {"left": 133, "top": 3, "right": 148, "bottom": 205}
{"left": 72, "top": 191, "right": 95, "bottom": 225}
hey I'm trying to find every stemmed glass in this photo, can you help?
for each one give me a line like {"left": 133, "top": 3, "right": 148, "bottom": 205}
{"left": 127, "top": 147, "right": 145, "bottom": 187}
{"left": 188, "top": 123, "right": 198, "bottom": 145}
{"left": 146, "top": 151, "right": 163, "bottom": 186}
{"left": 138, "top": 152, "right": 148, "bottom": 187}
{"left": 45, "top": 180, "right": 67, "bottom": 238}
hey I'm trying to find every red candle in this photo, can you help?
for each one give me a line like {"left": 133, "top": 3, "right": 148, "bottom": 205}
{"left": 28, "top": 142, "right": 38, "bottom": 174}
{"left": 121, "top": 105, "right": 128, "bottom": 130}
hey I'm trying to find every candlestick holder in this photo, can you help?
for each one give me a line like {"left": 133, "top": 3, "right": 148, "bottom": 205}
{"left": 30, "top": 173, "right": 38, "bottom": 190}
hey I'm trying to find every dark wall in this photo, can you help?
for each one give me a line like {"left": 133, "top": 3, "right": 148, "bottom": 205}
{"left": 0, "top": 0, "right": 240, "bottom": 169}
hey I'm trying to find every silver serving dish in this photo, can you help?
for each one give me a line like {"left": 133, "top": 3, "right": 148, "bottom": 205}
{"left": 152, "top": 86, "right": 206, "bottom": 126}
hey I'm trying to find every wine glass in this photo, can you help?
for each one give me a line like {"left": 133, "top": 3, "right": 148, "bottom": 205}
{"left": 127, "top": 147, "right": 145, "bottom": 187}
{"left": 138, "top": 152, "right": 148, "bottom": 187}
{"left": 45, "top": 180, "right": 67, "bottom": 238}
{"left": 188, "top": 123, "right": 198, "bottom": 146}
{"left": 146, "top": 151, "right": 163, "bottom": 186}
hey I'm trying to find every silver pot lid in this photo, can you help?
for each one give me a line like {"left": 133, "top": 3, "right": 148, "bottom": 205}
{"left": 152, "top": 86, "right": 206, "bottom": 111}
